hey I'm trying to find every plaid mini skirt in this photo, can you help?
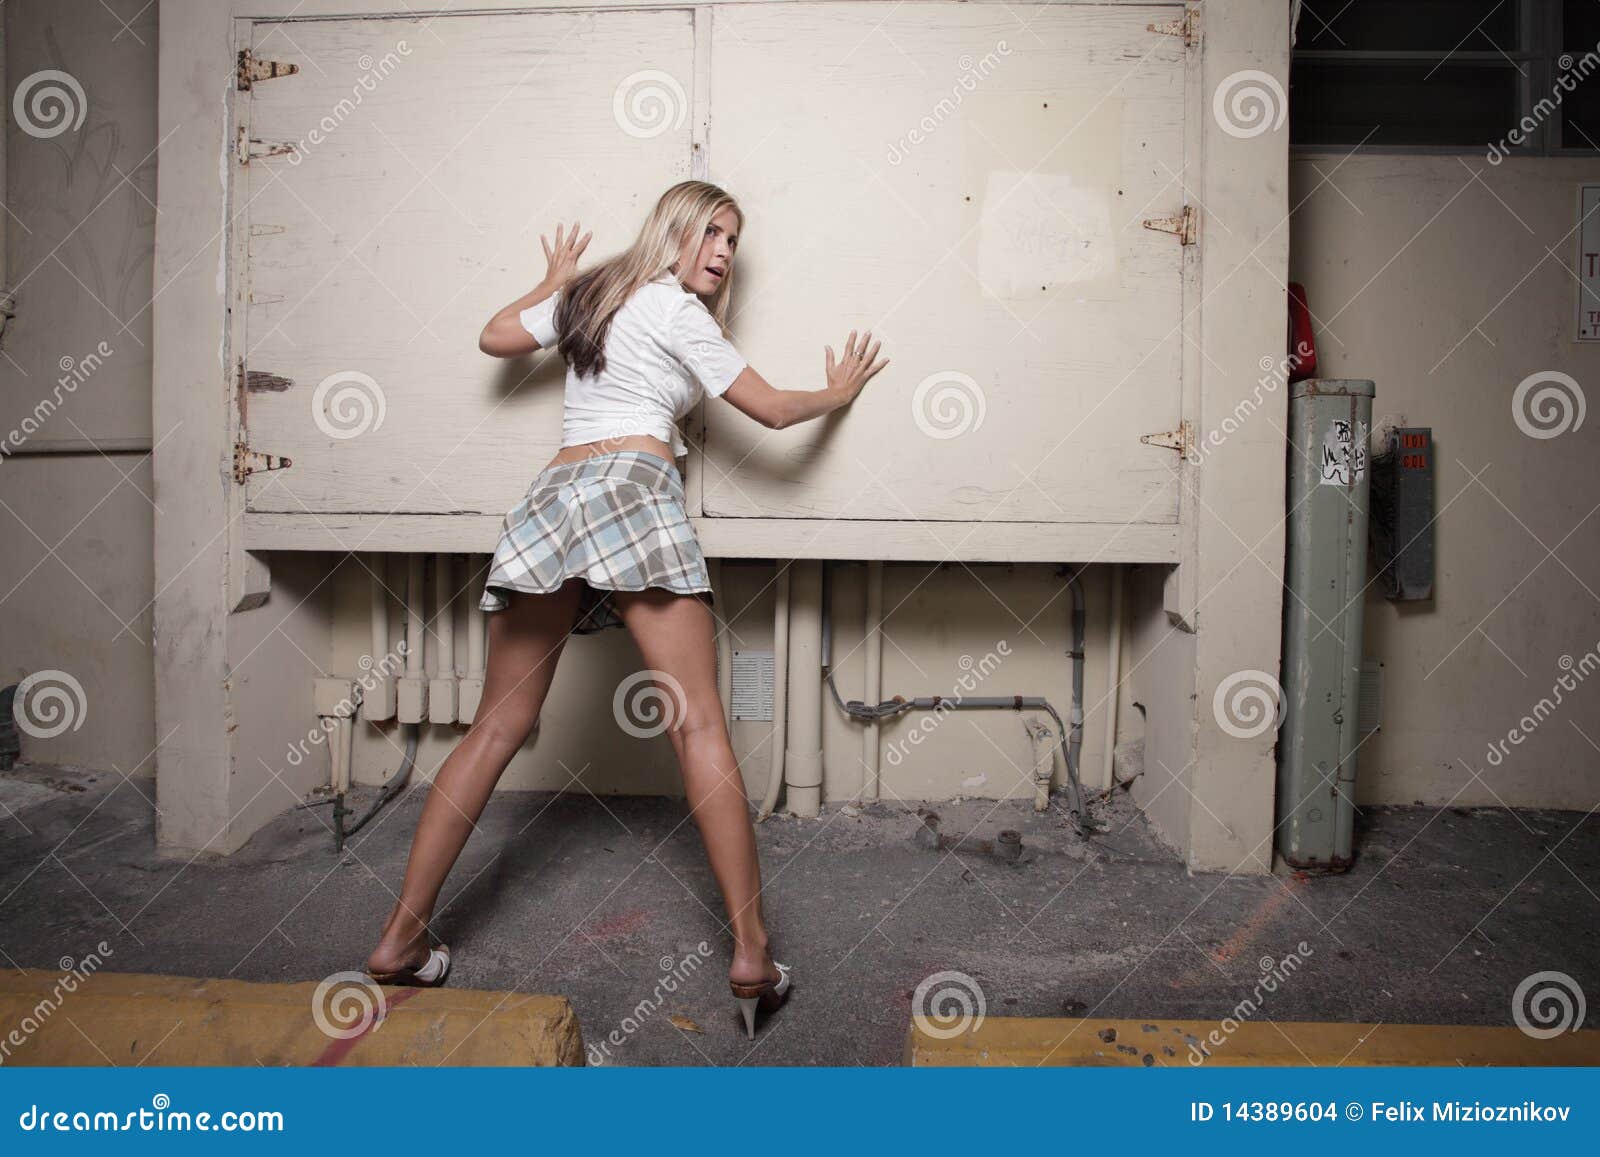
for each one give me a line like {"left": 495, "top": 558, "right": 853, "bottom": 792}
{"left": 478, "top": 450, "right": 714, "bottom": 634}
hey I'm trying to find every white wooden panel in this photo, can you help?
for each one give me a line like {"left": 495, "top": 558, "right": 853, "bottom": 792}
{"left": 240, "top": 11, "right": 694, "bottom": 514}
{"left": 699, "top": 2, "right": 1187, "bottom": 524}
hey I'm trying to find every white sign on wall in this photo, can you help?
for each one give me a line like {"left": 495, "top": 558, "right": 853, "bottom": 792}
{"left": 1577, "top": 185, "right": 1600, "bottom": 341}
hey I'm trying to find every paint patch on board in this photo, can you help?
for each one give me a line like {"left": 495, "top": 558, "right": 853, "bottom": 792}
{"left": 1319, "top": 418, "right": 1368, "bottom": 486}
{"left": 978, "top": 170, "right": 1117, "bottom": 299}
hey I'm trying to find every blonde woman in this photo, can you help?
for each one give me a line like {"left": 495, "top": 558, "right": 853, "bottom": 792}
{"left": 363, "top": 180, "right": 889, "bottom": 1038}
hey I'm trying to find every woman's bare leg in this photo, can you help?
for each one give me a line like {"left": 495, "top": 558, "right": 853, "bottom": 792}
{"left": 366, "top": 578, "right": 585, "bottom": 974}
{"left": 609, "top": 587, "right": 779, "bottom": 987}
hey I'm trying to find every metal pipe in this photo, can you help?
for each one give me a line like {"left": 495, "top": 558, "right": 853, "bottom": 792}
{"left": 434, "top": 553, "right": 455, "bottom": 677}
{"left": 466, "top": 564, "right": 485, "bottom": 677}
{"left": 406, "top": 554, "right": 425, "bottom": 676}
{"left": 862, "top": 561, "right": 883, "bottom": 802}
{"left": 756, "top": 563, "right": 791, "bottom": 820}
{"left": 784, "top": 561, "right": 824, "bottom": 817}
{"left": 1101, "top": 565, "right": 1124, "bottom": 791}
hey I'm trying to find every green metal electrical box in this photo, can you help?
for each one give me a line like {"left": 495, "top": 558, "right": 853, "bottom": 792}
{"left": 1277, "top": 379, "right": 1375, "bottom": 871}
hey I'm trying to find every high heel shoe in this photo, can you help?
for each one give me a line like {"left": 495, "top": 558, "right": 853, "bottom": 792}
{"left": 366, "top": 942, "right": 451, "bottom": 988}
{"left": 730, "top": 962, "right": 791, "bottom": 1039}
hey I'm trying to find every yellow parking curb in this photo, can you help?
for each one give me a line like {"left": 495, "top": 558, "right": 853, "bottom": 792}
{"left": 0, "top": 969, "right": 584, "bottom": 1066}
{"left": 906, "top": 1016, "right": 1600, "bottom": 1067}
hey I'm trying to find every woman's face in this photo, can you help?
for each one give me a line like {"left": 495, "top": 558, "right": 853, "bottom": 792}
{"left": 675, "top": 206, "right": 739, "bottom": 297}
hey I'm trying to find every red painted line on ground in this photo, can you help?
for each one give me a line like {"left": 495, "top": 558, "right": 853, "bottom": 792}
{"left": 311, "top": 985, "right": 422, "bottom": 1066}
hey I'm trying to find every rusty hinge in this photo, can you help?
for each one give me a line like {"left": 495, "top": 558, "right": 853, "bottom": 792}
{"left": 233, "top": 438, "right": 292, "bottom": 484}
{"left": 1148, "top": 7, "right": 1200, "bottom": 48}
{"left": 1142, "top": 204, "right": 1198, "bottom": 245}
{"left": 236, "top": 125, "right": 297, "bottom": 165}
{"left": 237, "top": 49, "right": 299, "bottom": 91}
{"left": 1140, "top": 420, "right": 1193, "bottom": 456}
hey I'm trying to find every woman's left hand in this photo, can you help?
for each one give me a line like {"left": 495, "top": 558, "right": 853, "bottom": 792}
{"left": 541, "top": 221, "right": 592, "bottom": 289}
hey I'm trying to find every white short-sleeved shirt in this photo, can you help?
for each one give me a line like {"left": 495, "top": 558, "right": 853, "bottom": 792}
{"left": 518, "top": 271, "right": 748, "bottom": 459}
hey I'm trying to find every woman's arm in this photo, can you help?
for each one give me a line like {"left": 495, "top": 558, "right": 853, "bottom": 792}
{"left": 720, "top": 329, "right": 888, "bottom": 429}
{"left": 478, "top": 221, "right": 591, "bottom": 358}
{"left": 478, "top": 278, "right": 558, "bottom": 357}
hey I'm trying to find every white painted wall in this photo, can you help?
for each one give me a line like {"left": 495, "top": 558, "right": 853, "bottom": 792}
{"left": 0, "top": 0, "right": 156, "bottom": 776}
{"left": 0, "top": 0, "right": 1281, "bottom": 874}
{"left": 1290, "top": 153, "right": 1600, "bottom": 811}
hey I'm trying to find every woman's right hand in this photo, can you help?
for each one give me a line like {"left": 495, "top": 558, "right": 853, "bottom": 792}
{"left": 540, "top": 220, "right": 591, "bottom": 290}
{"left": 825, "top": 330, "right": 889, "bottom": 401}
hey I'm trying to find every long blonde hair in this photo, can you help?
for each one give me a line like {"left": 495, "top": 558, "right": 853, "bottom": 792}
{"left": 554, "top": 180, "right": 742, "bottom": 379}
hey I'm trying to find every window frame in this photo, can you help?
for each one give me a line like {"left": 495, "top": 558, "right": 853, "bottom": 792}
{"left": 1287, "top": 0, "right": 1598, "bottom": 157}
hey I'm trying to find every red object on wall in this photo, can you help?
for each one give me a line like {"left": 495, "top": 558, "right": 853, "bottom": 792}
{"left": 1287, "top": 282, "right": 1317, "bottom": 382}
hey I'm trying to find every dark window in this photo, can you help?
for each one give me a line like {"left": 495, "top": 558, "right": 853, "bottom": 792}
{"left": 1291, "top": 0, "right": 1594, "bottom": 154}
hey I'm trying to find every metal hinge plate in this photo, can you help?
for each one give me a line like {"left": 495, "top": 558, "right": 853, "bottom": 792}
{"left": 237, "top": 50, "right": 299, "bottom": 91}
{"left": 1142, "top": 204, "right": 1198, "bottom": 245}
{"left": 1140, "top": 420, "right": 1193, "bottom": 456}
{"left": 236, "top": 125, "right": 297, "bottom": 165}
{"left": 1148, "top": 8, "right": 1200, "bottom": 48}
{"left": 233, "top": 438, "right": 292, "bottom": 485}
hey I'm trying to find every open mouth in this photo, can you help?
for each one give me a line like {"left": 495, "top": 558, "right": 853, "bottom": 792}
{"left": 706, "top": 266, "right": 725, "bottom": 280}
